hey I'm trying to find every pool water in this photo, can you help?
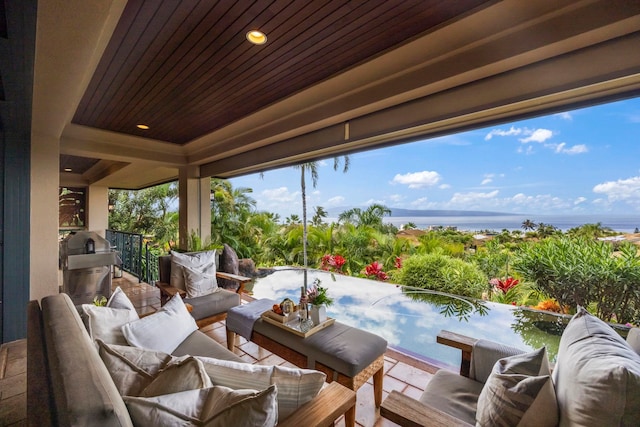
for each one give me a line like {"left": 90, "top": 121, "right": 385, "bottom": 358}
{"left": 251, "top": 267, "right": 573, "bottom": 367}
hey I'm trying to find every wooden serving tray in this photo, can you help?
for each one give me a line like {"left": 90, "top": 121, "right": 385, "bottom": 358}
{"left": 262, "top": 309, "right": 297, "bottom": 324}
{"left": 261, "top": 311, "right": 335, "bottom": 337}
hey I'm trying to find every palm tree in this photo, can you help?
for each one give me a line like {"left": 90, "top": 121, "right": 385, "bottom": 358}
{"left": 311, "top": 206, "right": 328, "bottom": 227}
{"left": 338, "top": 203, "right": 391, "bottom": 228}
{"left": 295, "top": 157, "right": 350, "bottom": 289}
{"left": 285, "top": 214, "right": 301, "bottom": 225}
{"left": 521, "top": 219, "right": 536, "bottom": 231}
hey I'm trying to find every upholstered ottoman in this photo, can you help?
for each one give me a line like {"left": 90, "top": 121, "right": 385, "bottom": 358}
{"left": 226, "top": 304, "right": 387, "bottom": 427}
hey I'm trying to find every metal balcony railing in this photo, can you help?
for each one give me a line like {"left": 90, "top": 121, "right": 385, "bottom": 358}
{"left": 106, "top": 230, "right": 144, "bottom": 282}
{"left": 106, "top": 230, "right": 164, "bottom": 285}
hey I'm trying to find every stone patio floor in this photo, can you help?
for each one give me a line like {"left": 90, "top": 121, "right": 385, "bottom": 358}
{"left": 1, "top": 274, "right": 445, "bottom": 426}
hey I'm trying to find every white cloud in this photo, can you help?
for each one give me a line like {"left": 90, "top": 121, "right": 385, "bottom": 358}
{"left": 574, "top": 197, "right": 587, "bottom": 205}
{"left": 517, "top": 145, "right": 535, "bottom": 155}
{"left": 261, "top": 187, "right": 298, "bottom": 203}
{"left": 556, "top": 112, "right": 572, "bottom": 120}
{"left": 410, "top": 197, "right": 439, "bottom": 209}
{"left": 510, "top": 193, "right": 571, "bottom": 211}
{"left": 449, "top": 190, "right": 499, "bottom": 205}
{"left": 439, "top": 183, "right": 451, "bottom": 190}
{"left": 484, "top": 126, "right": 522, "bottom": 140}
{"left": 481, "top": 173, "right": 493, "bottom": 185}
{"left": 550, "top": 142, "right": 588, "bottom": 154}
{"left": 389, "top": 194, "right": 404, "bottom": 203}
{"left": 326, "top": 196, "right": 345, "bottom": 206}
{"left": 391, "top": 171, "right": 441, "bottom": 189}
{"left": 593, "top": 176, "right": 640, "bottom": 202}
{"left": 364, "top": 198, "right": 386, "bottom": 206}
{"left": 519, "top": 128, "right": 553, "bottom": 143}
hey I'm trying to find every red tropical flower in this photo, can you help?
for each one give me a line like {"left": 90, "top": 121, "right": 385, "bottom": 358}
{"left": 494, "top": 277, "right": 519, "bottom": 294}
{"left": 320, "top": 254, "right": 346, "bottom": 273}
{"left": 394, "top": 256, "right": 402, "bottom": 269}
{"left": 364, "top": 261, "right": 388, "bottom": 281}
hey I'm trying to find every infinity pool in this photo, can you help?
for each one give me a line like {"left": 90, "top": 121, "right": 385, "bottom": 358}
{"left": 251, "top": 267, "right": 572, "bottom": 367}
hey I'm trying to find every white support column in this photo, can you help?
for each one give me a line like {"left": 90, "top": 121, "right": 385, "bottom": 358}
{"left": 30, "top": 133, "right": 60, "bottom": 300}
{"left": 178, "top": 166, "right": 211, "bottom": 250}
{"left": 87, "top": 184, "right": 109, "bottom": 237}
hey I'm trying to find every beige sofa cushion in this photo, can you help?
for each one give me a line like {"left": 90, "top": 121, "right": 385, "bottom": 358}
{"left": 419, "top": 369, "right": 483, "bottom": 425}
{"left": 553, "top": 307, "right": 640, "bottom": 426}
{"left": 140, "top": 356, "right": 212, "bottom": 397}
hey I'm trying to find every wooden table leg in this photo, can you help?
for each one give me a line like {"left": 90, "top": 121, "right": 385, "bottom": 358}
{"left": 226, "top": 328, "right": 236, "bottom": 351}
{"left": 344, "top": 404, "right": 356, "bottom": 427}
{"left": 373, "top": 366, "right": 384, "bottom": 407}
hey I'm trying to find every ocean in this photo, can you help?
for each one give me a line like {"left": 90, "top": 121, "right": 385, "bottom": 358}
{"left": 329, "top": 214, "right": 640, "bottom": 233}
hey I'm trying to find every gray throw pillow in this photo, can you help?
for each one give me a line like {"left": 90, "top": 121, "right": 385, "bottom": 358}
{"left": 476, "top": 347, "right": 558, "bottom": 427}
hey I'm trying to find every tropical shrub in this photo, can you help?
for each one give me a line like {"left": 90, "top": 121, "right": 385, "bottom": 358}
{"left": 472, "top": 239, "right": 511, "bottom": 279}
{"left": 512, "top": 237, "right": 640, "bottom": 324}
{"left": 394, "top": 253, "right": 487, "bottom": 298}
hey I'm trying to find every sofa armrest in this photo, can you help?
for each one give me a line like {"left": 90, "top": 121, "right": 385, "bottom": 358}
{"left": 381, "top": 390, "right": 473, "bottom": 427}
{"left": 278, "top": 382, "right": 356, "bottom": 427}
{"left": 215, "top": 271, "right": 252, "bottom": 294}
{"left": 156, "top": 281, "right": 186, "bottom": 305}
{"left": 437, "top": 330, "right": 479, "bottom": 377}
{"left": 27, "top": 300, "right": 55, "bottom": 427}
{"left": 437, "top": 330, "right": 524, "bottom": 382}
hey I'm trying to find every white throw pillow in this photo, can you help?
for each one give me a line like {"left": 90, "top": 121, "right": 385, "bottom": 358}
{"left": 170, "top": 250, "right": 217, "bottom": 291}
{"left": 196, "top": 356, "right": 326, "bottom": 419}
{"left": 82, "top": 304, "right": 139, "bottom": 345}
{"left": 122, "top": 294, "right": 198, "bottom": 354}
{"left": 476, "top": 347, "right": 558, "bottom": 427}
{"left": 97, "top": 340, "right": 174, "bottom": 396}
{"left": 107, "top": 286, "right": 137, "bottom": 311}
{"left": 183, "top": 264, "right": 218, "bottom": 298}
{"left": 123, "top": 384, "right": 278, "bottom": 427}
{"left": 553, "top": 307, "right": 640, "bottom": 426}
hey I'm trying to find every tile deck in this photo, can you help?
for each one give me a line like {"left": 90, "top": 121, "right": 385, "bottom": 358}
{"left": 1, "top": 274, "right": 443, "bottom": 426}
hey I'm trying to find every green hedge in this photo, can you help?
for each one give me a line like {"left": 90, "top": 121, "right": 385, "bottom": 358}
{"left": 394, "top": 253, "right": 487, "bottom": 298}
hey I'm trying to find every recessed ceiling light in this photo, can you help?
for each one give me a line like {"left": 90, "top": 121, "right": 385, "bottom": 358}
{"left": 246, "top": 30, "right": 267, "bottom": 45}
{"left": 136, "top": 124, "right": 150, "bottom": 130}
{"left": 64, "top": 168, "right": 72, "bottom": 172}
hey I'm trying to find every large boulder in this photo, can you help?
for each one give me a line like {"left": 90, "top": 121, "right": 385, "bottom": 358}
{"left": 238, "top": 258, "right": 256, "bottom": 278}
{"left": 218, "top": 244, "right": 239, "bottom": 290}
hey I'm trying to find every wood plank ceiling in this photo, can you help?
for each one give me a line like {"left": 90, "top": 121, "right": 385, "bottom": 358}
{"left": 72, "top": 0, "right": 492, "bottom": 145}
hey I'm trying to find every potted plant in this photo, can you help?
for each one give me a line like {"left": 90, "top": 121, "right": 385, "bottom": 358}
{"left": 306, "top": 278, "right": 333, "bottom": 325}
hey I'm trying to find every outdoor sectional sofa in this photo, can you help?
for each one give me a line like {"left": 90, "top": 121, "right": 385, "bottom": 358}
{"left": 381, "top": 308, "right": 640, "bottom": 426}
{"left": 26, "top": 292, "right": 355, "bottom": 426}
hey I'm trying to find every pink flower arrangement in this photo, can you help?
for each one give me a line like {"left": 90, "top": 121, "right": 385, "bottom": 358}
{"left": 364, "top": 261, "right": 388, "bottom": 281}
{"left": 320, "top": 254, "right": 346, "bottom": 273}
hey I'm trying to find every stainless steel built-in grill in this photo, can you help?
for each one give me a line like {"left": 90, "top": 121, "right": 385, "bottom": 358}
{"left": 60, "top": 231, "right": 121, "bottom": 305}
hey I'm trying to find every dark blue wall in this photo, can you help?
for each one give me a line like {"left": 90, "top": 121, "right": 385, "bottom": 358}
{"left": 1, "top": 0, "right": 37, "bottom": 343}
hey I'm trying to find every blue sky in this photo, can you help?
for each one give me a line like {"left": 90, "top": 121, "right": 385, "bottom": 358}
{"left": 230, "top": 97, "right": 640, "bottom": 219}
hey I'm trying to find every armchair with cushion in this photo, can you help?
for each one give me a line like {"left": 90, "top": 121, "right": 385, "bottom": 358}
{"left": 381, "top": 308, "right": 640, "bottom": 427}
{"left": 156, "top": 250, "right": 252, "bottom": 328}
